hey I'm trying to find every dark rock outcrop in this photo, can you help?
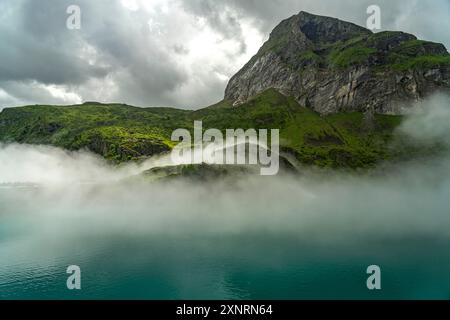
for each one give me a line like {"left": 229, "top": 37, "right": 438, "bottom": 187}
{"left": 225, "top": 11, "right": 450, "bottom": 115}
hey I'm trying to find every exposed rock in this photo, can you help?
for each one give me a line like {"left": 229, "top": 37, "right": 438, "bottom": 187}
{"left": 225, "top": 11, "right": 450, "bottom": 115}
{"left": 142, "top": 157, "right": 298, "bottom": 182}
{"left": 86, "top": 134, "right": 171, "bottom": 162}
{"left": 143, "top": 164, "right": 258, "bottom": 182}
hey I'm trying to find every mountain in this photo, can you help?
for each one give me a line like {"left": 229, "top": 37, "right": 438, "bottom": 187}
{"left": 225, "top": 11, "right": 450, "bottom": 114}
{"left": 0, "top": 12, "right": 447, "bottom": 170}
{"left": 0, "top": 90, "right": 433, "bottom": 169}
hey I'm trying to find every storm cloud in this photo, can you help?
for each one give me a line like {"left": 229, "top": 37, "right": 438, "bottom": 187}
{"left": 0, "top": 0, "right": 449, "bottom": 109}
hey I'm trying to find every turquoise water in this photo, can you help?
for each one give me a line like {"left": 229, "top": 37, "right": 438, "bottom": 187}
{"left": 1, "top": 181, "right": 450, "bottom": 300}
{"left": 2, "top": 232, "right": 450, "bottom": 299}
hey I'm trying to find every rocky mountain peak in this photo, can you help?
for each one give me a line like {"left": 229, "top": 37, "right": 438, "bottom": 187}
{"left": 295, "top": 11, "right": 371, "bottom": 44}
{"left": 225, "top": 11, "right": 450, "bottom": 114}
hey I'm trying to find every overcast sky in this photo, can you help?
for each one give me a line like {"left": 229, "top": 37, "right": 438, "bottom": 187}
{"left": 0, "top": 0, "right": 449, "bottom": 109}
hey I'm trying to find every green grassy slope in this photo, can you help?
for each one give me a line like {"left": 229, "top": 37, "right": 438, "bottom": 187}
{"left": 194, "top": 89, "right": 407, "bottom": 168}
{"left": 245, "top": 28, "right": 450, "bottom": 75}
{"left": 0, "top": 89, "right": 430, "bottom": 168}
{"left": 0, "top": 103, "right": 190, "bottom": 161}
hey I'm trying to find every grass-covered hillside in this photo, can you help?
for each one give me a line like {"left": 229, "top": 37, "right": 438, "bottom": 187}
{"left": 194, "top": 89, "right": 412, "bottom": 168}
{"left": 327, "top": 32, "right": 450, "bottom": 70}
{"left": 0, "top": 103, "right": 189, "bottom": 162}
{"left": 0, "top": 89, "right": 431, "bottom": 168}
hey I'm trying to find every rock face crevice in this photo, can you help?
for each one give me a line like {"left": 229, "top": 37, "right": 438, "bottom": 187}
{"left": 225, "top": 11, "right": 450, "bottom": 115}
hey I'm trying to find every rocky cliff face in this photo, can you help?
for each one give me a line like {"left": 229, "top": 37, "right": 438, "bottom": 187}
{"left": 225, "top": 11, "right": 450, "bottom": 115}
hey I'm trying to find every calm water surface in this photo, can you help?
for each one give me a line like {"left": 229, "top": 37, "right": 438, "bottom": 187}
{"left": 1, "top": 186, "right": 450, "bottom": 300}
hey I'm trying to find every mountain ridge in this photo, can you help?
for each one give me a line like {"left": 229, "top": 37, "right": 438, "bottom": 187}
{"left": 0, "top": 89, "right": 439, "bottom": 169}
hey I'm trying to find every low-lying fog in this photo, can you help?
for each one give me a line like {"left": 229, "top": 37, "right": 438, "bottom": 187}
{"left": 1, "top": 94, "right": 450, "bottom": 245}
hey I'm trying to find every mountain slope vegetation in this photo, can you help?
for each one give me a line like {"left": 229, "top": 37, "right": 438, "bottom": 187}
{"left": 0, "top": 89, "right": 426, "bottom": 168}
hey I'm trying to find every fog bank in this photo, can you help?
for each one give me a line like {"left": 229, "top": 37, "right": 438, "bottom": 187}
{"left": 0, "top": 95, "right": 450, "bottom": 247}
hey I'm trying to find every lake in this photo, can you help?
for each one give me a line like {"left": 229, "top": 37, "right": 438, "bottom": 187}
{"left": 1, "top": 178, "right": 450, "bottom": 300}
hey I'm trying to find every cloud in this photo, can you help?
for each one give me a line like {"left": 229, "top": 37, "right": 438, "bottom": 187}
{"left": 0, "top": 0, "right": 449, "bottom": 109}
{"left": 218, "top": 0, "right": 450, "bottom": 47}
{"left": 0, "top": 142, "right": 180, "bottom": 184}
{"left": 399, "top": 93, "right": 450, "bottom": 146}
